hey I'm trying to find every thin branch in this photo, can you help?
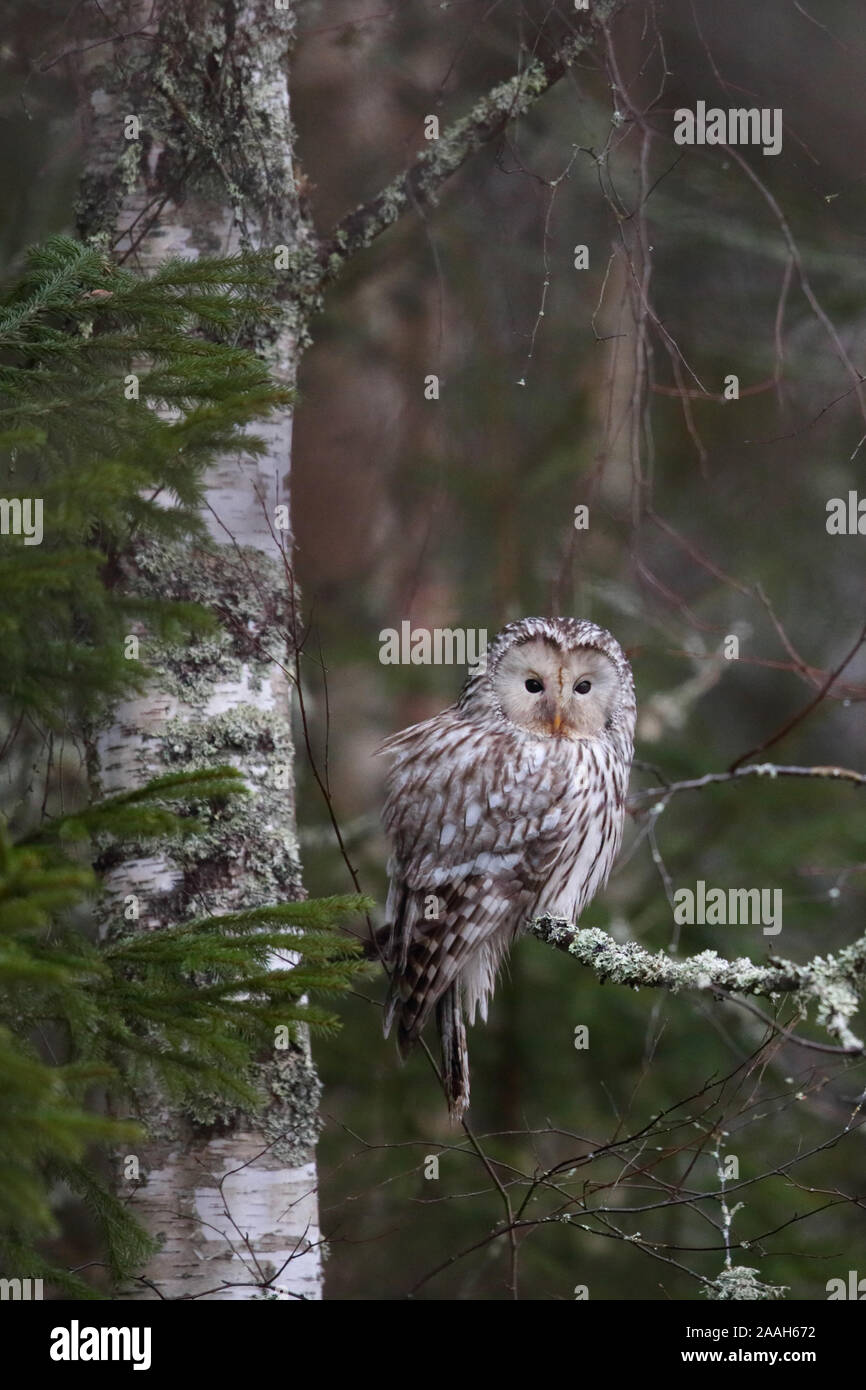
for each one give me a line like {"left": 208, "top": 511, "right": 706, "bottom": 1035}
{"left": 315, "top": 0, "right": 626, "bottom": 283}
{"left": 632, "top": 761, "right": 866, "bottom": 805}
{"left": 729, "top": 620, "right": 866, "bottom": 771}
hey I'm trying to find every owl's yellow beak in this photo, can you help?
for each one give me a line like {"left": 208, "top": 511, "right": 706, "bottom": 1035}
{"left": 551, "top": 708, "right": 563, "bottom": 735}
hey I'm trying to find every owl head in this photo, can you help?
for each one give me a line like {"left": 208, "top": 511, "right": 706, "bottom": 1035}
{"left": 460, "top": 616, "right": 635, "bottom": 745}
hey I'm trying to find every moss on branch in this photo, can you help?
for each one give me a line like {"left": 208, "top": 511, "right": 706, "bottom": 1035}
{"left": 317, "top": 0, "right": 625, "bottom": 281}
{"left": 530, "top": 916, "right": 866, "bottom": 1054}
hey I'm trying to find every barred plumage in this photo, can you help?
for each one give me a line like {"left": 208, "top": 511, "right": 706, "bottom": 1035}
{"left": 377, "top": 616, "right": 636, "bottom": 1119}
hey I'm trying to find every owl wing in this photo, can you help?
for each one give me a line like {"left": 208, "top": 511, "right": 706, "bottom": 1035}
{"left": 378, "top": 709, "right": 577, "bottom": 1045}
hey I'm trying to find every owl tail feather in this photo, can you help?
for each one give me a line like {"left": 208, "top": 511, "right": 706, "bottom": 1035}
{"left": 383, "top": 966, "right": 471, "bottom": 1122}
{"left": 436, "top": 985, "right": 470, "bottom": 1123}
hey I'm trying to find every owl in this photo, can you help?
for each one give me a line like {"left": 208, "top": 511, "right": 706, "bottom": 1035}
{"left": 376, "top": 616, "right": 636, "bottom": 1120}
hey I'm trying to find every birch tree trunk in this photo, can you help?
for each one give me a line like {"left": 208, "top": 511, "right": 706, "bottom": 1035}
{"left": 76, "top": 0, "right": 324, "bottom": 1300}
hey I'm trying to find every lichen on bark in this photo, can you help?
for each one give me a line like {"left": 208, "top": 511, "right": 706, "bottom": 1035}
{"left": 76, "top": 0, "right": 328, "bottom": 1300}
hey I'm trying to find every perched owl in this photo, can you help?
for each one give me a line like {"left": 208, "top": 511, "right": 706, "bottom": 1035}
{"left": 377, "top": 616, "right": 636, "bottom": 1120}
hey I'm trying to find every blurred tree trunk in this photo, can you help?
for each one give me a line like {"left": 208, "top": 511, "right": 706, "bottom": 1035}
{"left": 76, "top": 0, "right": 322, "bottom": 1300}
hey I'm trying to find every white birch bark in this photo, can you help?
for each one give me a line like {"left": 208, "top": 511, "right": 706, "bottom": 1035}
{"left": 76, "top": 0, "right": 324, "bottom": 1300}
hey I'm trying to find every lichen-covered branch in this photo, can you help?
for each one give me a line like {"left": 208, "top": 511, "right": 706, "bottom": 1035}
{"left": 316, "top": 0, "right": 626, "bottom": 283}
{"left": 530, "top": 916, "right": 866, "bottom": 1054}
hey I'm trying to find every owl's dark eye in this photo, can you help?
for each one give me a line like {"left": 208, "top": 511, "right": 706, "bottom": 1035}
{"left": 574, "top": 679, "right": 592, "bottom": 695}
{"left": 525, "top": 678, "right": 544, "bottom": 693}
